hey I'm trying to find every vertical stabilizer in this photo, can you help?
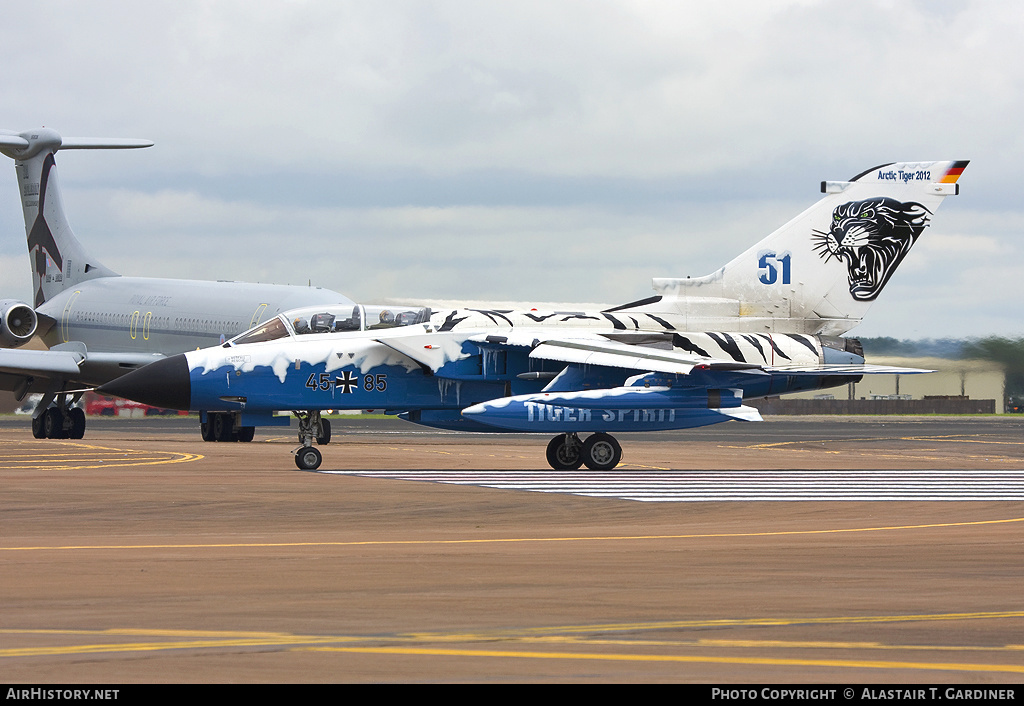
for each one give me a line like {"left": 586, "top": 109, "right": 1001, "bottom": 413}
{"left": 0, "top": 128, "right": 152, "bottom": 306}
{"left": 631, "top": 161, "right": 968, "bottom": 335}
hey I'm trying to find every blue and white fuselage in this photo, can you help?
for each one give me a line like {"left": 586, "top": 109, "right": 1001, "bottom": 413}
{"left": 100, "top": 303, "right": 922, "bottom": 469}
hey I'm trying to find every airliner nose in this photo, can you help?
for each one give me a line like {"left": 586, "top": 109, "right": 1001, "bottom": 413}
{"left": 97, "top": 354, "right": 192, "bottom": 411}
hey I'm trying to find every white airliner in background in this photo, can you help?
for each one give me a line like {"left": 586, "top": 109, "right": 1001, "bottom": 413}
{"left": 0, "top": 128, "right": 354, "bottom": 440}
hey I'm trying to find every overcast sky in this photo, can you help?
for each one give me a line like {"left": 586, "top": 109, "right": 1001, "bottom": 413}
{"left": 2, "top": 0, "right": 1021, "bottom": 338}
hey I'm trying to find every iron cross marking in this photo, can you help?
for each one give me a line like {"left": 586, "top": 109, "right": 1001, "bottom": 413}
{"left": 335, "top": 371, "right": 358, "bottom": 394}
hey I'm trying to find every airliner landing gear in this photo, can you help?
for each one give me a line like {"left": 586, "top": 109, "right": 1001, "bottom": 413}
{"left": 293, "top": 410, "right": 328, "bottom": 470}
{"left": 31, "top": 393, "right": 86, "bottom": 439}
{"left": 546, "top": 432, "right": 622, "bottom": 471}
{"left": 199, "top": 412, "right": 255, "bottom": 443}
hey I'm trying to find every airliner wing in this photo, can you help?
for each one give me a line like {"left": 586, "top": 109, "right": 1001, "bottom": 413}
{"left": 0, "top": 348, "right": 84, "bottom": 377}
{"left": 0, "top": 347, "right": 167, "bottom": 396}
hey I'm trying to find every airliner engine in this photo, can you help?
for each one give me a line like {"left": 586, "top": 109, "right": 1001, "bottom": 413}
{"left": 0, "top": 299, "right": 37, "bottom": 347}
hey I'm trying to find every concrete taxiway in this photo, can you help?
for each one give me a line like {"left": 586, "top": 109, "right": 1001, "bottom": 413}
{"left": 1, "top": 415, "right": 1023, "bottom": 682}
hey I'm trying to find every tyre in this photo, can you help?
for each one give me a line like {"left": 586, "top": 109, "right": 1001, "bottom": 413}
{"left": 213, "top": 412, "right": 236, "bottom": 442}
{"left": 200, "top": 416, "right": 216, "bottom": 441}
{"left": 545, "top": 434, "right": 583, "bottom": 470}
{"left": 236, "top": 426, "right": 255, "bottom": 442}
{"left": 581, "top": 433, "right": 622, "bottom": 471}
{"left": 295, "top": 446, "right": 322, "bottom": 470}
{"left": 68, "top": 408, "right": 86, "bottom": 439}
{"left": 43, "top": 407, "right": 65, "bottom": 439}
{"left": 31, "top": 414, "right": 46, "bottom": 439}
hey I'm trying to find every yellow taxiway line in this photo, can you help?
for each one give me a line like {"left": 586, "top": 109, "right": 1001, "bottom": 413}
{"left": 4, "top": 611, "right": 1024, "bottom": 674}
{"left": 0, "top": 439, "right": 202, "bottom": 470}
{"left": 298, "top": 645, "right": 1024, "bottom": 674}
{"left": 3, "top": 516, "right": 1023, "bottom": 552}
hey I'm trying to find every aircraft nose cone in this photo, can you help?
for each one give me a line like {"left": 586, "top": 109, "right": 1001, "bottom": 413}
{"left": 97, "top": 354, "right": 192, "bottom": 411}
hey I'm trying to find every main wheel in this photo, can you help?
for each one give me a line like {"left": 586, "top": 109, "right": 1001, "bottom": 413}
{"left": 200, "top": 413, "right": 216, "bottom": 442}
{"left": 316, "top": 418, "right": 332, "bottom": 445}
{"left": 236, "top": 426, "right": 255, "bottom": 442}
{"left": 68, "top": 408, "right": 86, "bottom": 439}
{"left": 546, "top": 434, "right": 583, "bottom": 470}
{"left": 43, "top": 407, "right": 65, "bottom": 439}
{"left": 581, "top": 433, "right": 622, "bottom": 471}
{"left": 31, "top": 414, "right": 46, "bottom": 439}
{"left": 213, "top": 412, "right": 236, "bottom": 442}
{"left": 295, "top": 446, "right": 323, "bottom": 470}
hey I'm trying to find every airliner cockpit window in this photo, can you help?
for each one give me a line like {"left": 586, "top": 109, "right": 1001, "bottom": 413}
{"left": 228, "top": 316, "right": 290, "bottom": 346}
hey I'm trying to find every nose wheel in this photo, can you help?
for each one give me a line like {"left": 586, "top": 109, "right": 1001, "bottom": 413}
{"left": 294, "top": 446, "right": 323, "bottom": 470}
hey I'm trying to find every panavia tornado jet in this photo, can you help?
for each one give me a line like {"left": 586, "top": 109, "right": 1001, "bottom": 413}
{"left": 99, "top": 160, "right": 968, "bottom": 470}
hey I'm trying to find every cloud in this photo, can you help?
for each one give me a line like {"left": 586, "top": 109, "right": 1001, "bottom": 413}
{"left": 1, "top": 1, "right": 1023, "bottom": 337}
{"left": 0, "top": 254, "right": 32, "bottom": 305}
{"left": 60, "top": 185, "right": 797, "bottom": 302}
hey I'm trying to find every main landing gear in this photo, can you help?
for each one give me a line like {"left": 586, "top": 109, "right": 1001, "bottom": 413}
{"left": 30, "top": 390, "right": 86, "bottom": 440}
{"left": 31, "top": 405, "right": 86, "bottom": 439}
{"left": 545, "top": 432, "right": 622, "bottom": 471}
{"left": 293, "top": 410, "right": 330, "bottom": 470}
{"left": 200, "top": 411, "right": 255, "bottom": 443}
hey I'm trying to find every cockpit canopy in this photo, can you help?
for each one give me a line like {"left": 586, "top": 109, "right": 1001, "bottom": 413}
{"left": 226, "top": 304, "right": 432, "bottom": 346}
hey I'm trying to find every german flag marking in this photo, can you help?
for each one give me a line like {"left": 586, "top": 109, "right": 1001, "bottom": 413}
{"left": 940, "top": 160, "right": 970, "bottom": 183}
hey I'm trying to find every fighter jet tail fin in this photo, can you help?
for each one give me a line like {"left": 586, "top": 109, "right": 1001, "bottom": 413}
{"left": 631, "top": 161, "right": 968, "bottom": 336}
{"left": 0, "top": 128, "right": 153, "bottom": 306}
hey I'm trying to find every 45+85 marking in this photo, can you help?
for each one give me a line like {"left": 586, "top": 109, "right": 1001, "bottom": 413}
{"left": 306, "top": 372, "right": 387, "bottom": 394}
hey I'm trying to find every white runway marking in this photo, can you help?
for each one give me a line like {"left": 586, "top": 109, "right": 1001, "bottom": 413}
{"left": 319, "top": 469, "right": 1024, "bottom": 502}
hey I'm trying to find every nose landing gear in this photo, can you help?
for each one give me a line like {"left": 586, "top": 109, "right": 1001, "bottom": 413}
{"left": 293, "top": 410, "right": 329, "bottom": 470}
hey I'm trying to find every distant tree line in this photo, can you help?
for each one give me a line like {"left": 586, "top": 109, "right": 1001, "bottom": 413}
{"left": 860, "top": 336, "right": 1024, "bottom": 411}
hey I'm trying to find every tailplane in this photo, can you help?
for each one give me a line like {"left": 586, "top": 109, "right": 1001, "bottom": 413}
{"left": 622, "top": 161, "right": 968, "bottom": 335}
{"left": 0, "top": 128, "right": 152, "bottom": 306}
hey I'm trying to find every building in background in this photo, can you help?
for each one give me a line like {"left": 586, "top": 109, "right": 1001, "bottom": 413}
{"left": 757, "top": 356, "right": 1006, "bottom": 414}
